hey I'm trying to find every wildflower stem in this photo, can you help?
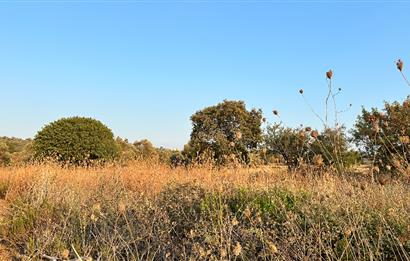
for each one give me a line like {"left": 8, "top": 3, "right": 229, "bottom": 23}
{"left": 325, "top": 78, "right": 332, "bottom": 128}
{"left": 301, "top": 94, "right": 326, "bottom": 127}
{"left": 400, "top": 71, "right": 410, "bottom": 87}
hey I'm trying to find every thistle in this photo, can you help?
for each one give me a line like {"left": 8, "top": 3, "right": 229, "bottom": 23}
{"left": 397, "top": 59, "right": 403, "bottom": 72}
{"left": 326, "top": 69, "right": 333, "bottom": 79}
{"left": 311, "top": 130, "right": 319, "bottom": 139}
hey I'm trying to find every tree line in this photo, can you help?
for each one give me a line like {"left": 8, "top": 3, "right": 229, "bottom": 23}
{"left": 1, "top": 62, "right": 409, "bottom": 176}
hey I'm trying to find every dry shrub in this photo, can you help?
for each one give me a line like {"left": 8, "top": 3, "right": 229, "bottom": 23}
{"left": 0, "top": 162, "right": 409, "bottom": 260}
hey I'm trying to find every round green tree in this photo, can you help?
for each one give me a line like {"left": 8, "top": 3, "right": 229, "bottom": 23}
{"left": 33, "top": 117, "right": 119, "bottom": 164}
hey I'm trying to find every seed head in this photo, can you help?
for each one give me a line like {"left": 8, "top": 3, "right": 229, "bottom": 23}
{"left": 92, "top": 203, "right": 101, "bottom": 214}
{"left": 326, "top": 69, "right": 333, "bottom": 79}
{"left": 233, "top": 242, "right": 242, "bottom": 257}
{"left": 267, "top": 242, "right": 278, "bottom": 254}
{"left": 90, "top": 214, "right": 98, "bottom": 222}
{"left": 310, "top": 130, "right": 319, "bottom": 139}
{"left": 235, "top": 131, "right": 242, "bottom": 140}
{"left": 399, "top": 136, "right": 410, "bottom": 144}
{"left": 231, "top": 217, "right": 239, "bottom": 226}
{"left": 272, "top": 110, "right": 279, "bottom": 116}
{"left": 305, "top": 126, "right": 312, "bottom": 132}
{"left": 313, "top": 154, "right": 324, "bottom": 166}
{"left": 61, "top": 249, "right": 70, "bottom": 259}
{"left": 299, "top": 89, "right": 304, "bottom": 94}
{"left": 397, "top": 59, "right": 404, "bottom": 72}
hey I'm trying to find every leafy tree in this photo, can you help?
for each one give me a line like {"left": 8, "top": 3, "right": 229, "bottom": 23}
{"left": 33, "top": 117, "right": 119, "bottom": 164}
{"left": 185, "top": 100, "right": 263, "bottom": 165}
{"left": 309, "top": 127, "right": 359, "bottom": 171}
{"left": 352, "top": 97, "right": 410, "bottom": 174}
{"left": 263, "top": 124, "right": 309, "bottom": 169}
{"left": 264, "top": 124, "right": 358, "bottom": 172}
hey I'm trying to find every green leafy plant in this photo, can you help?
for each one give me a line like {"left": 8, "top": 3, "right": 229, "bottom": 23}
{"left": 33, "top": 117, "right": 119, "bottom": 165}
{"left": 263, "top": 124, "right": 358, "bottom": 171}
{"left": 185, "top": 100, "right": 263, "bottom": 165}
{"left": 352, "top": 97, "right": 410, "bottom": 175}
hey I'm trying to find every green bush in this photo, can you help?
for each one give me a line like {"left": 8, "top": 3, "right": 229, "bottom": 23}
{"left": 0, "top": 138, "right": 33, "bottom": 166}
{"left": 352, "top": 97, "right": 410, "bottom": 175}
{"left": 0, "top": 141, "right": 11, "bottom": 166}
{"left": 264, "top": 124, "right": 359, "bottom": 172}
{"left": 33, "top": 117, "right": 119, "bottom": 164}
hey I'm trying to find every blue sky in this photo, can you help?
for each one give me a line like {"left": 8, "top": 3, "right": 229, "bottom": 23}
{"left": 1, "top": 1, "right": 409, "bottom": 148}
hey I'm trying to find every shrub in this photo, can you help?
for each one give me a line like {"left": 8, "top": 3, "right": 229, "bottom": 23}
{"left": 263, "top": 124, "right": 309, "bottom": 169}
{"left": 0, "top": 137, "right": 33, "bottom": 166}
{"left": 264, "top": 124, "right": 358, "bottom": 172}
{"left": 352, "top": 97, "right": 410, "bottom": 175}
{"left": 0, "top": 141, "right": 11, "bottom": 166}
{"left": 33, "top": 117, "right": 119, "bottom": 164}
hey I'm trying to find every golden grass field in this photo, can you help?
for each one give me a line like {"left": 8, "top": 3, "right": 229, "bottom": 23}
{"left": 0, "top": 162, "right": 409, "bottom": 260}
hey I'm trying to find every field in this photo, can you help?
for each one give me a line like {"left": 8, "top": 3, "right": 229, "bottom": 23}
{"left": 1, "top": 162, "right": 409, "bottom": 260}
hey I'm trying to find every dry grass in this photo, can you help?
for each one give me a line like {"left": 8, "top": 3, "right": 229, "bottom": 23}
{"left": 0, "top": 162, "right": 409, "bottom": 260}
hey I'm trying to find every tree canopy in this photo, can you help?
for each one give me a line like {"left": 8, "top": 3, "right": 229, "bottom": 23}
{"left": 33, "top": 117, "right": 119, "bottom": 164}
{"left": 185, "top": 100, "right": 263, "bottom": 165}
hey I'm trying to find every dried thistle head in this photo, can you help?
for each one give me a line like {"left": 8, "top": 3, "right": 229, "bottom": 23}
{"left": 272, "top": 110, "right": 279, "bottom": 116}
{"left": 305, "top": 126, "right": 312, "bottom": 132}
{"left": 61, "top": 249, "right": 70, "bottom": 259}
{"left": 399, "top": 136, "right": 410, "bottom": 144}
{"left": 299, "top": 89, "right": 304, "bottom": 94}
{"left": 326, "top": 69, "right": 333, "bottom": 79}
{"left": 267, "top": 242, "right": 278, "bottom": 254}
{"left": 235, "top": 131, "right": 242, "bottom": 140}
{"left": 92, "top": 203, "right": 101, "bottom": 214}
{"left": 233, "top": 242, "right": 242, "bottom": 257}
{"left": 397, "top": 59, "right": 404, "bottom": 72}
{"left": 313, "top": 154, "right": 324, "bottom": 166}
{"left": 310, "top": 130, "right": 319, "bottom": 139}
{"left": 90, "top": 213, "right": 98, "bottom": 222}
{"left": 231, "top": 217, "right": 239, "bottom": 226}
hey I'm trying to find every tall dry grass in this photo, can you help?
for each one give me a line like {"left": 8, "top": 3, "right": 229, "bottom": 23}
{"left": 0, "top": 162, "right": 409, "bottom": 260}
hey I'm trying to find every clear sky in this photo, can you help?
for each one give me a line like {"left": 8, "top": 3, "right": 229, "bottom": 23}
{"left": 1, "top": 0, "right": 409, "bottom": 149}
